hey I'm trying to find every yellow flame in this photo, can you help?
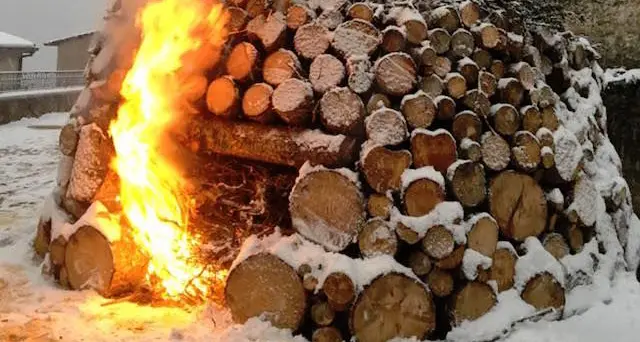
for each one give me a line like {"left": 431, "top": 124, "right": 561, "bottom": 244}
{"left": 108, "top": 0, "right": 228, "bottom": 301}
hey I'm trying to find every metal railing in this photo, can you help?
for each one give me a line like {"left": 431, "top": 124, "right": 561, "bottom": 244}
{"left": 0, "top": 70, "right": 85, "bottom": 93}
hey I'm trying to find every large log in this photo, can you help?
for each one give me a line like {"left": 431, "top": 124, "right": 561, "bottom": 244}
{"left": 195, "top": 117, "right": 359, "bottom": 168}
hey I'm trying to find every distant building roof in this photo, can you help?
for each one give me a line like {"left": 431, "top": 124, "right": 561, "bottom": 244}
{"left": 44, "top": 31, "right": 97, "bottom": 46}
{"left": 0, "top": 31, "right": 36, "bottom": 49}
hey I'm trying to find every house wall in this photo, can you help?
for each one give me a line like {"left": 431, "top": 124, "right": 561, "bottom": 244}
{"left": 55, "top": 34, "right": 93, "bottom": 71}
{"left": 0, "top": 49, "right": 23, "bottom": 71}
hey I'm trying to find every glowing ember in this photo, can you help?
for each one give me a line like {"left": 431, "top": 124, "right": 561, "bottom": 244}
{"left": 108, "top": 0, "right": 228, "bottom": 301}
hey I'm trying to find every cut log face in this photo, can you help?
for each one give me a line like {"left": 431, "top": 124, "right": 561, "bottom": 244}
{"left": 412, "top": 44, "right": 436, "bottom": 67}
{"left": 246, "top": 12, "right": 287, "bottom": 51}
{"left": 541, "top": 106, "right": 559, "bottom": 131}
{"left": 333, "top": 19, "right": 381, "bottom": 58}
{"left": 382, "top": 26, "right": 407, "bottom": 53}
{"left": 520, "top": 272, "right": 565, "bottom": 311}
{"left": 367, "top": 93, "right": 391, "bottom": 114}
{"left": 399, "top": 12, "right": 428, "bottom": 45}
{"left": 286, "top": 4, "right": 314, "bottom": 30}
{"left": 358, "top": 218, "right": 398, "bottom": 258}
{"left": 294, "top": 23, "right": 331, "bottom": 59}
{"left": 460, "top": 138, "right": 482, "bottom": 162}
{"left": 228, "top": 7, "right": 249, "bottom": 33}
{"left": 347, "top": 3, "right": 373, "bottom": 22}
{"left": 512, "top": 131, "right": 542, "bottom": 172}
{"left": 422, "top": 225, "right": 455, "bottom": 260}
{"left": 458, "top": 57, "right": 479, "bottom": 86}
{"left": 471, "top": 23, "right": 500, "bottom": 49}
{"left": 435, "top": 95, "right": 456, "bottom": 121}
{"left": 246, "top": 0, "right": 268, "bottom": 18}
{"left": 429, "top": 6, "right": 461, "bottom": 33}
{"left": 401, "top": 92, "right": 436, "bottom": 129}
{"left": 436, "top": 245, "right": 465, "bottom": 270}
{"left": 361, "top": 146, "right": 412, "bottom": 193}
{"left": 320, "top": 87, "right": 366, "bottom": 136}
{"left": 490, "top": 247, "right": 516, "bottom": 292}
{"left": 481, "top": 131, "right": 511, "bottom": 172}
{"left": 427, "top": 267, "right": 454, "bottom": 297}
{"left": 508, "top": 62, "right": 535, "bottom": 90}
{"left": 317, "top": 10, "right": 345, "bottom": 31}
{"left": 289, "top": 170, "right": 365, "bottom": 251}
{"left": 404, "top": 178, "right": 445, "bottom": 217}
{"left": 396, "top": 222, "right": 421, "bottom": 245}
{"left": 490, "top": 104, "right": 520, "bottom": 136}
{"left": 367, "top": 193, "right": 392, "bottom": 219}
{"left": 226, "top": 253, "right": 307, "bottom": 330}
{"left": 347, "top": 57, "right": 374, "bottom": 95}
{"left": 468, "top": 216, "right": 498, "bottom": 257}
{"left": 311, "top": 301, "right": 335, "bottom": 326}
{"left": 242, "top": 83, "right": 274, "bottom": 123}
{"left": 491, "top": 59, "right": 505, "bottom": 78}
{"left": 459, "top": 1, "right": 480, "bottom": 27}
{"left": 543, "top": 233, "right": 570, "bottom": 260}
{"left": 473, "top": 48, "right": 493, "bottom": 70}
{"left": 428, "top": 28, "right": 451, "bottom": 55}
{"left": 263, "top": 49, "right": 301, "bottom": 86}
{"left": 462, "top": 89, "right": 491, "bottom": 117}
{"left": 350, "top": 273, "right": 436, "bottom": 342}
{"left": 521, "top": 105, "right": 542, "bottom": 133}
{"left": 365, "top": 108, "right": 408, "bottom": 146}
{"left": 478, "top": 70, "right": 497, "bottom": 97}
{"left": 59, "top": 121, "right": 79, "bottom": 156}
{"left": 451, "top": 282, "right": 497, "bottom": 325}
{"left": 449, "top": 161, "right": 486, "bottom": 207}
{"left": 498, "top": 78, "right": 524, "bottom": 107}
{"left": 273, "top": 78, "right": 313, "bottom": 126}
{"left": 489, "top": 171, "right": 548, "bottom": 241}
{"left": 421, "top": 75, "right": 444, "bottom": 98}
{"left": 313, "top": 327, "right": 343, "bottom": 342}
{"left": 452, "top": 110, "right": 482, "bottom": 142}
{"left": 411, "top": 129, "right": 457, "bottom": 173}
{"left": 207, "top": 76, "right": 240, "bottom": 118}
{"left": 408, "top": 250, "right": 433, "bottom": 276}
{"left": 450, "top": 28, "right": 475, "bottom": 58}
{"left": 432, "top": 56, "right": 453, "bottom": 78}
{"left": 324, "top": 272, "right": 356, "bottom": 311}
{"left": 375, "top": 52, "right": 417, "bottom": 96}
{"left": 309, "top": 54, "right": 345, "bottom": 93}
{"left": 445, "top": 72, "right": 467, "bottom": 99}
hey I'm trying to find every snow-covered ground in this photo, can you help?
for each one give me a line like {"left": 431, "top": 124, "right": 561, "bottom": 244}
{"left": 1, "top": 113, "right": 639, "bottom": 342}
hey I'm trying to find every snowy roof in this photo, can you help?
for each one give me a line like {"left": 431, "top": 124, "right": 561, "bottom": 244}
{"left": 0, "top": 31, "right": 36, "bottom": 49}
{"left": 44, "top": 31, "right": 97, "bottom": 46}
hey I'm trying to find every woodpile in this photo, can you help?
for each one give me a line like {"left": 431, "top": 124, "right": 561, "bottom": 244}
{"left": 34, "top": 0, "right": 637, "bottom": 341}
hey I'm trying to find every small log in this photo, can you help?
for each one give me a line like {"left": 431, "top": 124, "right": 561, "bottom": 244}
{"left": 246, "top": 0, "right": 269, "bottom": 18}
{"left": 457, "top": 57, "right": 479, "bottom": 86}
{"left": 459, "top": 0, "right": 480, "bottom": 27}
{"left": 498, "top": 77, "right": 524, "bottom": 107}
{"left": 450, "top": 28, "right": 475, "bottom": 58}
{"left": 421, "top": 74, "right": 444, "bottom": 98}
{"left": 543, "top": 233, "right": 570, "bottom": 260}
{"left": 366, "top": 93, "right": 391, "bottom": 114}
{"left": 490, "top": 59, "right": 505, "bottom": 78}
{"left": 471, "top": 23, "right": 500, "bottom": 49}
{"left": 311, "top": 301, "right": 335, "bottom": 326}
{"left": 396, "top": 222, "right": 421, "bottom": 245}
{"left": 286, "top": 4, "right": 315, "bottom": 30}
{"left": 294, "top": 23, "right": 331, "bottom": 59}
{"left": 401, "top": 91, "right": 436, "bottom": 129}
{"left": 262, "top": 49, "right": 301, "bottom": 86}
{"left": 530, "top": 83, "right": 556, "bottom": 109}
{"left": 332, "top": 19, "right": 381, "bottom": 57}
{"left": 358, "top": 218, "right": 398, "bottom": 258}
{"left": 347, "top": 3, "right": 373, "bottom": 22}
{"left": 460, "top": 138, "right": 482, "bottom": 162}
{"left": 481, "top": 131, "right": 511, "bottom": 171}
{"left": 428, "top": 28, "right": 452, "bottom": 54}
{"left": 408, "top": 250, "right": 433, "bottom": 277}
{"left": 468, "top": 215, "right": 498, "bottom": 257}
{"left": 451, "top": 282, "right": 497, "bottom": 325}
{"left": 493, "top": 28, "right": 508, "bottom": 53}
{"left": 367, "top": 193, "right": 392, "bottom": 219}
{"left": 565, "top": 224, "right": 584, "bottom": 253}
{"left": 242, "top": 83, "right": 275, "bottom": 123}
{"left": 320, "top": 87, "right": 366, "bottom": 136}
{"left": 375, "top": 52, "right": 417, "bottom": 96}
{"left": 521, "top": 105, "right": 542, "bottom": 133}
{"left": 489, "top": 171, "right": 547, "bottom": 241}
{"left": 411, "top": 44, "right": 437, "bottom": 67}
{"left": 366, "top": 108, "right": 408, "bottom": 146}
{"left": 246, "top": 12, "right": 287, "bottom": 51}
{"left": 381, "top": 26, "right": 407, "bottom": 53}
{"left": 304, "top": 273, "right": 319, "bottom": 292}
{"left": 361, "top": 145, "right": 412, "bottom": 193}
{"left": 65, "top": 226, "right": 147, "bottom": 297}
{"left": 309, "top": 54, "right": 345, "bottom": 93}
{"left": 428, "top": 56, "right": 452, "bottom": 79}
{"left": 427, "top": 267, "right": 455, "bottom": 297}
{"left": 313, "top": 327, "right": 343, "bottom": 342}
{"left": 436, "top": 245, "right": 465, "bottom": 270}
{"left": 448, "top": 161, "right": 486, "bottom": 207}
{"left": 273, "top": 78, "right": 313, "bottom": 125}
{"left": 512, "top": 131, "right": 541, "bottom": 172}
{"left": 196, "top": 117, "right": 358, "bottom": 168}
{"left": 433, "top": 95, "right": 456, "bottom": 120}
{"left": 347, "top": 57, "right": 374, "bottom": 95}
{"left": 350, "top": 273, "right": 436, "bottom": 342}
{"left": 59, "top": 120, "right": 79, "bottom": 156}
{"left": 541, "top": 146, "right": 555, "bottom": 169}
{"left": 462, "top": 89, "right": 491, "bottom": 117}
{"left": 395, "top": 9, "right": 428, "bottom": 44}
{"left": 521, "top": 272, "right": 565, "bottom": 311}
{"left": 227, "top": 42, "right": 260, "bottom": 82}
{"left": 411, "top": 129, "right": 457, "bottom": 173}
{"left": 508, "top": 62, "right": 535, "bottom": 90}
{"left": 452, "top": 110, "right": 482, "bottom": 142}
{"left": 317, "top": 10, "right": 345, "bottom": 30}
{"left": 404, "top": 177, "right": 446, "bottom": 217}
{"left": 324, "top": 272, "right": 356, "bottom": 311}
{"left": 290, "top": 170, "right": 365, "bottom": 251}
{"left": 472, "top": 48, "right": 493, "bottom": 70}
{"left": 422, "top": 225, "right": 455, "bottom": 260}
{"left": 445, "top": 72, "right": 467, "bottom": 99}
{"left": 490, "top": 103, "right": 520, "bottom": 136}
{"left": 429, "top": 6, "right": 460, "bottom": 33}
{"left": 478, "top": 70, "right": 497, "bottom": 96}
{"left": 541, "top": 106, "right": 559, "bottom": 131}
{"left": 228, "top": 7, "right": 249, "bottom": 33}
{"left": 507, "top": 32, "right": 525, "bottom": 59}
{"left": 490, "top": 245, "right": 516, "bottom": 292}
{"left": 226, "top": 253, "right": 307, "bottom": 329}
{"left": 536, "top": 128, "right": 554, "bottom": 148}
{"left": 207, "top": 76, "right": 240, "bottom": 118}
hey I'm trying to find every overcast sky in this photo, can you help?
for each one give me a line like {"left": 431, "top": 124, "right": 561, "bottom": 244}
{"left": 0, "top": 0, "right": 106, "bottom": 70}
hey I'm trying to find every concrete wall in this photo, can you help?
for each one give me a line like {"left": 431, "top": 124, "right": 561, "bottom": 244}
{"left": 55, "top": 35, "right": 93, "bottom": 71}
{"left": 563, "top": 0, "right": 640, "bottom": 68}
{"left": 0, "top": 88, "right": 81, "bottom": 124}
{"left": 0, "top": 50, "right": 23, "bottom": 71}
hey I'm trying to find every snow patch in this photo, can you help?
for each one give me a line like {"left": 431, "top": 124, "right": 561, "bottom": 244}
{"left": 515, "top": 237, "right": 566, "bottom": 289}
{"left": 462, "top": 249, "right": 493, "bottom": 280}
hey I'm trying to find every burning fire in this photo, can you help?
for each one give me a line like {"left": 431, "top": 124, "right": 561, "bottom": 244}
{"left": 108, "top": 0, "right": 228, "bottom": 301}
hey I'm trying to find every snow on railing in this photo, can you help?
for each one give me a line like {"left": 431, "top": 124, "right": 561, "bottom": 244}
{"left": 0, "top": 70, "right": 85, "bottom": 93}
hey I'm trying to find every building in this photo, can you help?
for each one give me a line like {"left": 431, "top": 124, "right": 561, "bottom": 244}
{"left": 0, "top": 31, "right": 38, "bottom": 71}
{"left": 45, "top": 31, "right": 96, "bottom": 71}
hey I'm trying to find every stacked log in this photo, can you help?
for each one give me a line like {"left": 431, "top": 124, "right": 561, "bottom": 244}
{"left": 33, "top": 0, "right": 637, "bottom": 341}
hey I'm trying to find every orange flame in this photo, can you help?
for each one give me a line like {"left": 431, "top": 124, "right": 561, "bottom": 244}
{"left": 108, "top": 0, "right": 228, "bottom": 301}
